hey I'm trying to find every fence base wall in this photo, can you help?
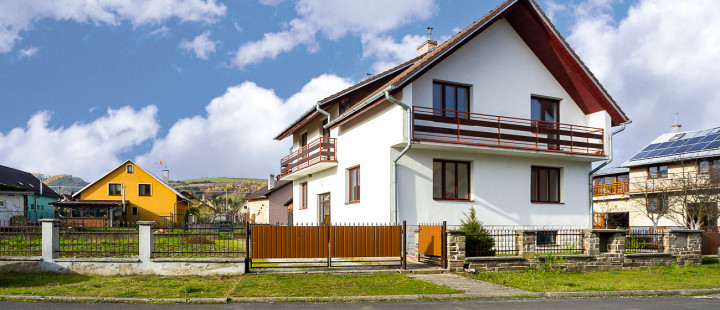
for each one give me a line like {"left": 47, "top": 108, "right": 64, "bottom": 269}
{"left": 0, "top": 257, "right": 246, "bottom": 276}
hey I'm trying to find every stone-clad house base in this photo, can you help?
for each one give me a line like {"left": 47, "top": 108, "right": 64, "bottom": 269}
{"left": 417, "top": 229, "right": 703, "bottom": 272}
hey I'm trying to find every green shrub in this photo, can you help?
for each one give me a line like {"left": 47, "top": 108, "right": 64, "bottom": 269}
{"left": 460, "top": 206, "right": 495, "bottom": 256}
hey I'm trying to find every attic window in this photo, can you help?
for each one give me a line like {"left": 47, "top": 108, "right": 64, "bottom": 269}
{"left": 126, "top": 164, "right": 134, "bottom": 173}
{"left": 669, "top": 133, "right": 685, "bottom": 141}
{"left": 339, "top": 98, "right": 351, "bottom": 114}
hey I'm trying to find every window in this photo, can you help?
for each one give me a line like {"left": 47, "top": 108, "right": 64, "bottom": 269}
{"left": 300, "top": 132, "right": 308, "bottom": 147}
{"left": 433, "top": 81, "right": 469, "bottom": 116}
{"left": 131, "top": 206, "right": 138, "bottom": 215}
{"left": 699, "top": 160, "right": 711, "bottom": 173}
{"left": 299, "top": 182, "right": 308, "bottom": 210}
{"left": 648, "top": 164, "right": 668, "bottom": 178}
{"left": 531, "top": 166, "right": 561, "bottom": 203}
{"left": 669, "top": 133, "right": 685, "bottom": 141}
{"left": 536, "top": 231, "right": 557, "bottom": 245}
{"left": 138, "top": 184, "right": 152, "bottom": 196}
{"left": 108, "top": 183, "right": 122, "bottom": 196}
{"left": 347, "top": 166, "right": 360, "bottom": 203}
{"left": 648, "top": 196, "right": 666, "bottom": 213}
{"left": 433, "top": 159, "right": 470, "bottom": 200}
{"left": 339, "top": 98, "right": 351, "bottom": 114}
{"left": 126, "top": 164, "right": 134, "bottom": 173}
{"left": 0, "top": 201, "right": 4, "bottom": 207}
{"left": 531, "top": 96, "right": 560, "bottom": 149}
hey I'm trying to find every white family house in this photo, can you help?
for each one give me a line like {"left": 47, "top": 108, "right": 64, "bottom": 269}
{"left": 274, "top": 0, "right": 630, "bottom": 226}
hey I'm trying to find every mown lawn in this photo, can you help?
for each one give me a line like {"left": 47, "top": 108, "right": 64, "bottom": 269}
{"left": 232, "top": 273, "right": 459, "bottom": 297}
{"left": 470, "top": 258, "right": 720, "bottom": 292}
{"left": 0, "top": 272, "right": 457, "bottom": 298}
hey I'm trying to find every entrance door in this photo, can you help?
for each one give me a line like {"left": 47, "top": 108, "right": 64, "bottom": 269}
{"left": 318, "top": 193, "right": 330, "bottom": 225}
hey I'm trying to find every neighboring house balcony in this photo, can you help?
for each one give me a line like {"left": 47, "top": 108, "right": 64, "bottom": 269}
{"left": 625, "top": 171, "right": 720, "bottom": 195}
{"left": 279, "top": 137, "right": 337, "bottom": 180}
{"left": 593, "top": 181, "right": 630, "bottom": 198}
{"left": 412, "top": 106, "right": 605, "bottom": 157}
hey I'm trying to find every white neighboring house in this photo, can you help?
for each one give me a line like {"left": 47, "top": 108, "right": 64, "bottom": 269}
{"left": 274, "top": 0, "right": 630, "bottom": 226}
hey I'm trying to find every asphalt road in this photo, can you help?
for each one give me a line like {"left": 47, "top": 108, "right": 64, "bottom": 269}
{"left": 2, "top": 296, "right": 720, "bottom": 310}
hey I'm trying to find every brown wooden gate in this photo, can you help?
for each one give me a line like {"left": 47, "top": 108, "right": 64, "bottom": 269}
{"left": 249, "top": 222, "right": 406, "bottom": 269}
{"left": 417, "top": 221, "right": 447, "bottom": 268}
{"left": 702, "top": 232, "right": 720, "bottom": 255}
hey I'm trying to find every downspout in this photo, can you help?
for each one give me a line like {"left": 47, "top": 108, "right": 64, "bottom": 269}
{"left": 589, "top": 120, "right": 632, "bottom": 227}
{"left": 316, "top": 102, "right": 331, "bottom": 124}
{"left": 385, "top": 89, "right": 412, "bottom": 224}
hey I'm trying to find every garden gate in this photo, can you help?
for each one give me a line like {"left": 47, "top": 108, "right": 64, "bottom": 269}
{"left": 417, "top": 221, "right": 447, "bottom": 268}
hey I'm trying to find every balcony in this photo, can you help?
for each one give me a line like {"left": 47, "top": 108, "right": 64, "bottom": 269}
{"left": 279, "top": 137, "right": 337, "bottom": 180}
{"left": 593, "top": 181, "right": 629, "bottom": 197}
{"left": 412, "top": 106, "right": 605, "bottom": 156}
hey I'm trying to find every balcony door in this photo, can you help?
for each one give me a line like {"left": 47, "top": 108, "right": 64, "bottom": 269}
{"left": 433, "top": 81, "right": 469, "bottom": 118}
{"left": 531, "top": 96, "right": 559, "bottom": 150}
{"left": 318, "top": 193, "right": 331, "bottom": 225}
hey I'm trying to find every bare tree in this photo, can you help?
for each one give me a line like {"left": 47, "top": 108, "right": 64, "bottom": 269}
{"left": 666, "top": 159, "right": 720, "bottom": 230}
{"left": 629, "top": 176, "right": 673, "bottom": 229}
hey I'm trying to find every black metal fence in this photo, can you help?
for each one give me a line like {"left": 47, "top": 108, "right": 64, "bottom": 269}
{"left": 153, "top": 223, "right": 246, "bottom": 258}
{"left": 466, "top": 228, "right": 518, "bottom": 257}
{"left": 535, "top": 229, "right": 584, "bottom": 255}
{"left": 626, "top": 230, "right": 664, "bottom": 253}
{"left": 0, "top": 221, "right": 41, "bottom": 256}
{"left": 57, "top": 223, "right": 139, "bottom": 258}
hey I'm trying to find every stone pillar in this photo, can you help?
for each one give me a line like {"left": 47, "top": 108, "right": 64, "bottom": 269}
{"left": 413, "top": 229, "right": 420, "bottom": 262}
{"left": 584, "top": 229, "right": 599, "bottom": 256}
{"left": 516, "top": 230, "right": 535, "bottom": 261}
{"left": 667, "top": 229, "right": 703, "bottom": 266}
{"left": 40, "top": 218, "right": 60, "bottom": 262}
{"left": 137, "top": 221, "right": 156, "bottom": 263}
{"left": 446, "top": 230, "right": 466, "bottom": 271}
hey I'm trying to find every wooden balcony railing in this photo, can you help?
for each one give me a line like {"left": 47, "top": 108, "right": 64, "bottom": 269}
{"left": 412, "top": 106, "right": 605, "bottom": 156}
{"left": 279, "top": 137, "right": 336, "bottom": 179}
{"left": 593, "top": 181, "right": 629, "bottom": 197}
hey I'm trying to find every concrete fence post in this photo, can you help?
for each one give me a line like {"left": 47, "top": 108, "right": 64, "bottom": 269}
{"left": 40, "top": 218, "right": 60, "bottom": 262}
{"left": 137, "top": 221, "right": 156, "bottom": 263}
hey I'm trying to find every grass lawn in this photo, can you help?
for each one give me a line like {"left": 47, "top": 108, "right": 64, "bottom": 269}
{"left": 232, "top": 273, "right": 459, "bottom": 297}
{"left": 0, "top": 272, "right": 457, "bottom": 298}
{"left": 470, "top": 258, "right": 720, "bottom": 292}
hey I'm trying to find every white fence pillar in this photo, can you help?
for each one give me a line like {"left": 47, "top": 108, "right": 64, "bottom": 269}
{"left": 40, "top": 218, "right": 60, "bottom": 262}
{"left": 137, "top": 221, "right": 156, "bottom": 263}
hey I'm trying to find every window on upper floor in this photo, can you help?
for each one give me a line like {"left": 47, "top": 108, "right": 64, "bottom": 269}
{"left": 531, "top": 166, "right": 560, "bottom": 203}
{"left": 299, "top": 182, "right": 308, "bottom": 210}
{"left": 339, "top": 98, "right": 351, "bottom": 114}
{"left": 126, "top": 164, "right": 134, "bottom": 173}
{"left": 300, "top": 132, "right": 308, "bottom": 148}
{"left": 433, "top": 81, "right": 469, "bottom": 117}
{"left": 433, "top": 159, "right": 470, "bottom": 200}
{"left": 347, "top": 166, "right": 360, "bottom": 203}
{"left": 108, "top": 183, "right": 122, "bottom": 196}
{"left": 138, "top": 184, "right": 152, "bottom": 196}
{"left": 648, "top": 164, "right": 668, "bottom": 179}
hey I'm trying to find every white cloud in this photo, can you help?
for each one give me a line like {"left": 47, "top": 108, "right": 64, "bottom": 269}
{"left": 0, "top": 106, "right": 159, "bottom": 180}
{"left": 136, "top": 74, "right": 353, "bottom": 179}
{"left": 259, "top": 0, "right": 286, "bottom": 6}
{"left": 232, "top": 0, "right": 436, "bottom": 68}
{"left": 233, "top": 22, "right": 242, "bottom": 32}
{"left": 179, "top": 31, "right": 217, "bottom": 60}
{"left": 361, "top": 34, "right": 425, "bottom": 73}
{"left": 0, "top": 0, "right": 227, "bottom": 53}
{"left": 149, "top": 26, "right": 170, "bottom": 37}
{"left": 17, "top": 46, "right": 38, "bottom": 59}
{"left": 563, "top": 0, "right": 720, "bottom": 163}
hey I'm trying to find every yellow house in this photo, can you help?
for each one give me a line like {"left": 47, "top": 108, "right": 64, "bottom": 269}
{"left": 53, "top": 160, "right": 189, "bottom": 226}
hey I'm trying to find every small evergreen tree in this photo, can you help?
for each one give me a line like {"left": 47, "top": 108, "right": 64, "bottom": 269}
{"left": 460, "top": 206, "right": 495, "bottom": 256}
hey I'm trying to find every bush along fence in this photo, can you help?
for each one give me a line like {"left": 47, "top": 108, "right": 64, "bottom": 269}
{"left": 419, "top": 228, "right": 703, "bottom": 272}
{"left": 0, "top": 219, "right": 247, "bottom": 275}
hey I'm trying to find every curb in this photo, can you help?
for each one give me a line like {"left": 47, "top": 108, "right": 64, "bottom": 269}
{"left": 2, "top": 288, "right": 719, "bottom": 304}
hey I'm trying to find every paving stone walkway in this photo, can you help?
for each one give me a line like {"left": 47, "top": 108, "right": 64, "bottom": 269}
{"left": 409, "top": 273, "right": 532, "bottom": 296}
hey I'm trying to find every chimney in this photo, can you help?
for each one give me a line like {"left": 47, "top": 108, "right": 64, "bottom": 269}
{"left": 417, "top": 40, "right": 437, "bottom": 55}
{"left": 162, "top": 169, "right": 170, "bottom": 185}
{"left": 268, "top": 174, "right": 276, "bottom": 190}
{"left": 670, "top": 113, "right": 682, "bottom": 133}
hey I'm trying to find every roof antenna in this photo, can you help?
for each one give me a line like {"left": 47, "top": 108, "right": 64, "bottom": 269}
{"left": 426, "top": 27, "right": 433, "bottom": 40}
{"left": 670, "top": 113, "right": 682, "bottom": 133}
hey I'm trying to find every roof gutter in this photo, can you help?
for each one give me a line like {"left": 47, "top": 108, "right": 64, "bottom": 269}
{"left": 325, "top": 85, "right": 393, "bottom": 129}
{"left": 588, "top": 120, "right": 632, "bottom": 227}
{"left": 384, "top": 89, "right": 412, "bottom": 225}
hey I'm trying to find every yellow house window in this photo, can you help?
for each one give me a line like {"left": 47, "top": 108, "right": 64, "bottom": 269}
{"left": 138, "top": 184, "right": 152, "bottom": 196}
{"left": 108, "top": 183, "right": 122, "bottom": 196}
{"left": 126, "top": 164, "right": 134, "bottom": 173}
{"left": 131, "top": 206, "right": 139, "bottom": 215}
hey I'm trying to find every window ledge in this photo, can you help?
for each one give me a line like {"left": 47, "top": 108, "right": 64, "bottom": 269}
{"left": 433, "top": 199, "right": 473, "bottom": 202}
{"left": 345, "top": 201, "right": 360, "bottom": 205}
{"left": 531, "top": 201, "right": 564, "bottom": 205}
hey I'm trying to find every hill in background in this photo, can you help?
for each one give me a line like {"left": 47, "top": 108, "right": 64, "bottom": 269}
{"left": 170, "top": 177, "right": 267, "bottom": 212}
{"left": 31, "top": 174, "right": 89, "bottom": 195}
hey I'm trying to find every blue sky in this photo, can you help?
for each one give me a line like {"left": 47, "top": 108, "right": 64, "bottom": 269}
{"left": 1, "top": 0, "right": 718, "bottom": 181}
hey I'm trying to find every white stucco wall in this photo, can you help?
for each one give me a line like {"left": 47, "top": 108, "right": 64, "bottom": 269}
{"left": 0, "top": 195, "right": 25, "bottom": 223}
{"left": 247, "top": 199, "right": 269, "bottom": 224}
{"left": 411, "top": 18, "right": 589, "bottom": 128}
{"left": 397, "top": 148, "right": 592, "bottom": 226}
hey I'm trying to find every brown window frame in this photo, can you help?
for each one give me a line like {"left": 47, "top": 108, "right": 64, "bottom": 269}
{"left": 138, "top": 184, "right": 152, "bottom": 196}
{"left": 299, "top": 182, "right": 308, "bottom": 210}
{"left": 108, "top": 183, "right": 122, "bottom": 196}
{"left": 347, "top": 166, "right": 360, "bottom": 204}
{"left": 648, "top": 164, "right": 668, "bottom": 179}
{"left": 648, "top": 196, "right": 666, "bottom": 213}
{"left": 433, "top": 159, "right": 471, "bottom": 201}
{"left": 531, "top": 166, "right": 561, "bottom": 203}
{"left": 432, "top": 81, "right": 470, "bottom": 116}
{"left": 339, "top": 98, "right": 351, "bottom": 114}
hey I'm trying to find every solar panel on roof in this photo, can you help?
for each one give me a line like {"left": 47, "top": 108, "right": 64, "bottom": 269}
{"left": 669, "top": 139, "right": 688, "bottom": 147}
{"left": 687, "top": 142, "right": 710, "bottom": 152}
{"left": 646, "top": 149, "right": 664, "bottom": 158}
{"left": 704, "top": 140, "right": 720, "bottom": 150}
{"left": 675, "top": 144, "right": 693, "bottom": 154}
{"left": 658, "top": 147, "right": 678, "bottom": 156}
{"left": 700, "top": 134, "right": 720, "bottom": 142}
{"left": 657, "top": 141, "right": 674, "bottom": 149}
{"left": 641, "top": 143, "right": 662, "bottom": 152}
{"left": 685, "top": 136, "right": 703, "bottom": 145}
{"left": 630, "top": 151, "right": 649, "bottom": 160}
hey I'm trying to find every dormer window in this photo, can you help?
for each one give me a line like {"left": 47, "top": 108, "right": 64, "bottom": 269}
{"left": 126, "top": 164, "right": 134, "bottom": 173}
{"left": 669, "top": 133, "right": 685, "bottom": 141}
